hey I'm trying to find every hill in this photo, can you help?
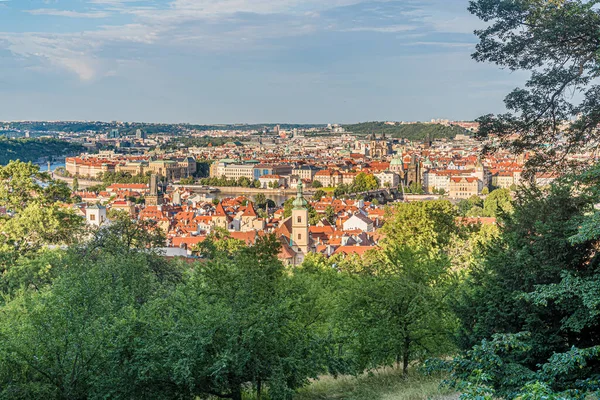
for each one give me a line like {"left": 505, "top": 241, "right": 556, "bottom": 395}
{"left": 344, "top": 122, "right": 471, "bottom": 141}
{"left": 0, "top": 138, "right": 85, "bottom": 165}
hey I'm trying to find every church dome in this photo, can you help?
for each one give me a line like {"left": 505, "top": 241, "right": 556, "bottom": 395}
{"left": 390, "top": 156, "right": 403, "bottom": 166}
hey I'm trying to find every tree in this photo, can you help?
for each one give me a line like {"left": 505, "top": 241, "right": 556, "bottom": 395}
{"left": 443, "top": 2, "right": 600, "bottom": 397}
{"left": 312, "top": 180, "right": 323, "bottom": 188}
{"left": 179, "top": 176, "right": 195, "bottom": 185}
{"left": 408, "top": 182, "right": 424, "bottom": 195}
{"left": 0, "top": 223, "right": 182, "bottom": 399}
{"left": 483, "top": 188, "right": 513, "bottom": 218}
{"left": 352, "top": 172, "right": 379, "bottom": 193}
{"left": 481, "top": 187, "right": 489, "bottom": 195}
{"left": 131, "top": 235, "right": 331, "bottom": 400}
{"left": 254, "top": 193, "right": 267, "bottom": 207}
{"left": 0, "top": 162, "right": 85, "bottom": 271}
{"left": 313, "top": 189, "right": 326, "bottom": 201}
{"left": 458, "top": 195, "right": 484, "bottom": 216}
{"left": 337, "top": 201, "right": 459, "bottom": 375}
{"left": 469, "top": 0, "right": 600, "bottom": 174}
{"left": 72, "top": 176, "right": 79, "bottom": 191}
{"left": 324, "top": 205, "right": 337, "bottom": 225}
{"left": 453, "top": 181, "right": 600, "bottom": 395}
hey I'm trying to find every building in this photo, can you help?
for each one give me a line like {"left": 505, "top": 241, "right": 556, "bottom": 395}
{"left": 253, "top": 164, "right": 293, "bottom": 181}
{"left": 342, "top": 213, "right": 374, "bottom": 232}
{"left": 86, "top": 204, "right": 107, "bottom": 227}
{"left": 291, "top": 182, "right": 310, "bottom": 255}
{"left": 389, "top": 153, "right": 404, "bottom": 176}
{"left": 276, "top": 182, "right": 313, "bottom": 266}
{"left": 146, "top": 174, "right": 164, "bottom": 206}
{"left": 375, "top": 171, "right": 400, "bottom": 188}
{"left": 66, "top": 157, "right": 116, "bottom": 178}
{"left": 292, "top": 165, "right": 321, "bottom": 181}
{"left": 212, "top": 160, "right": 255, "bottom": 180}
{"left": 448, "top": 177, "right": 480, "bottom": 198}
{"left": 369, "top": 133, "right": 392, "bottom": 158}
{"left": 313, "top": 169, "right": 342, "bottom": 187}
{"left": 405, "top": 154, "right": 421, "bottom": 187}
{"left": 258, "top": 174, "right": 286, "bottom": 188}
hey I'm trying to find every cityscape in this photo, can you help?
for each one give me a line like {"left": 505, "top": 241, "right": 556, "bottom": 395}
{"left": 1, "top": 1, "right": 600, "bottom": 400}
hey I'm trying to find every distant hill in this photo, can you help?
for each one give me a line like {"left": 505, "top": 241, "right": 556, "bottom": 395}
{"left": 343, "top": 122, "right": 471, "bottom": 141}
{"left": 4, "top": 122, "right": 326, "bottom": 135}
{"left": 0, "top": 138, "right": 85, "bottom": 165}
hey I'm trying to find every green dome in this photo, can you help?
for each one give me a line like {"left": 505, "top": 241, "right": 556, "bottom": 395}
{"left": 390, "top": 155, "right": 403, "bottom": 165}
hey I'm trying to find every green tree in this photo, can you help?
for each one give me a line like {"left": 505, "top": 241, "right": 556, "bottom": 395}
{"left": 352, "top": 172, "right": 379, "bottom": 192}
{"left": 179, "top": 176, "right": 195, "bottom": 185}
{"left": 454, "top": 182, "right": 600, "bottom": 393}
{"left": 483, "top": 188, "right": 513, "bottom": 218}
{"left": 313, "top": 189, "right": 326, "bottom": 201}
{"left": 337, "top": 201, "right": 459, "bottom": 375}
{"left": 133, "top": 235, "right": 331, "bottom": 400}
{"left": 72, "top": 176, "right": 79, "bottom": 191}
{"left": 312, "top": 180, "right": 323, "bottom": 188}
{"left": 324, "top": 205, "right": 337, "bottom": 225}
{"left": 469, "top": 0, "right": 600, "bottom": 174}
{"left": 0, "top": 223, "right": 181, "bottom": 399}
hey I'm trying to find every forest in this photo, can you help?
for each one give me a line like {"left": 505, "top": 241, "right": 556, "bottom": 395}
{"left": 0, "top": 138, "right": 85, "bottom": 165}
{"left": 343, "top": 122, "right": 470, "bottom": 141}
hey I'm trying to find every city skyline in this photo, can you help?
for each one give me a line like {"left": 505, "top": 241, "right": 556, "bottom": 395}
{"left": 0, "top": 0, "right": 526, "bottom": 123}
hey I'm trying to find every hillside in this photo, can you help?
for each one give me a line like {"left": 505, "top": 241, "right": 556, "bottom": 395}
{"left": 344, "top": 122, "right": 471, "bottom": 141}
{"left": 0, "top": 138, "right": 85, "bottom": 165}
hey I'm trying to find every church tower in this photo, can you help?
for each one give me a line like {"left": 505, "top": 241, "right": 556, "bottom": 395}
{"left": 291, "top": 182, "right": 309, "bottom": 254}
{"left": 146, "top": 174, "right": 163, "bottom": 206}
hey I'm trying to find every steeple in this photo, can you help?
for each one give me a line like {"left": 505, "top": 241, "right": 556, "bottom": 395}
{"left": 291, "top": 181, "right": 309, "bottom": 254}
{"left": 293, "top": 181, "right": 308, "bottom": 210}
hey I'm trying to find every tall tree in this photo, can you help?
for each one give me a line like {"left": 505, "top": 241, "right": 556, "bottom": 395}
{"left": 337, "top": 201, "right": 459, "bottom": 375}
{"left": 469, "top": 0, "right": 600, "bottom": 174}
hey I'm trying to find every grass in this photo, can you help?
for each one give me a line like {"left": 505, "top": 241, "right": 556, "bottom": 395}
{"left": 294, "top": 367, "right": 457, "bottom": 400}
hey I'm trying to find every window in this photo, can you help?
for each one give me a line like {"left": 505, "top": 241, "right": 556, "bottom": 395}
{"left": 90, "top": 214, "right": 96, "bottom": 221}
{"left": 298, "top": 233, "right": 302, "bottom": 240}
{"left": 297, "top": 216, "right": 302, "bottom": 223}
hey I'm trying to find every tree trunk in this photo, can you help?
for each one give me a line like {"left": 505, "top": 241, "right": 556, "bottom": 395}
{"left": 257, "top": 379, "right": 262, "bottom": 400}
{"left": 231, "top": 386, "right": 242, "bottom": 400}
{"left": 402, "top": 336, "right": 410, "bottom": 376}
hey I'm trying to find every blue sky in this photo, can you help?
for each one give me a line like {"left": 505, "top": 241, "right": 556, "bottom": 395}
{"left": 0, "top": 0, "right": 526, "bottom": 123}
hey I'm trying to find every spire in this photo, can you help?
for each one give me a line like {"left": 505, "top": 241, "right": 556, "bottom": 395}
{"left": 292, "top": 181, "right": 308, "bottom": 209}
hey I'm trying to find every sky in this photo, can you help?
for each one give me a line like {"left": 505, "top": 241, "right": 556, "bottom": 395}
{"left": 0, "top": 0, "right": 527, "bottom": 124}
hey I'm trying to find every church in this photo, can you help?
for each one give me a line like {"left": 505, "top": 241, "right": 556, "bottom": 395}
{"left": 368, "top": 133, "right": 392, "bottom": 159}
{"left": 276, "top": 182, "right": 314, "bottom": 266}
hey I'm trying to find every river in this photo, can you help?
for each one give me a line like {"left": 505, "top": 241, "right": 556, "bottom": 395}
{"left": 36, "top": 161, "right": 66, "bottom": 172}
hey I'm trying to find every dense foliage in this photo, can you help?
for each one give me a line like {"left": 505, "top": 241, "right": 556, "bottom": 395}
{"left": 423, "top": 1, "right": 600, "bottom": 398}
{"left": 0, "top": 138, "right": 85, "bottom": 165}
{"left": 471, "top": 0, "right": 600, "bottom": 174}
{"left": 0, "top": 166, "right": 476, "bottom": 398}
{"left": 343, "top": 122, "right": 470, "bottom": 141}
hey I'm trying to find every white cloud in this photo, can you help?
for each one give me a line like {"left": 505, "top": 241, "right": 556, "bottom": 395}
{"left": 0, "top": 0, "right": 481, "bottom": 81}
{"left": 341, "top": 25, "right": 418, "bottom": 33}
{"left": 26, "top": 9, "right": 111, "bottom": 18}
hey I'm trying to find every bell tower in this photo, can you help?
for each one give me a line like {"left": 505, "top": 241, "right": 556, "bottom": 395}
{"left": 291, "top": 182, "right": 309, "bottom": 254}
